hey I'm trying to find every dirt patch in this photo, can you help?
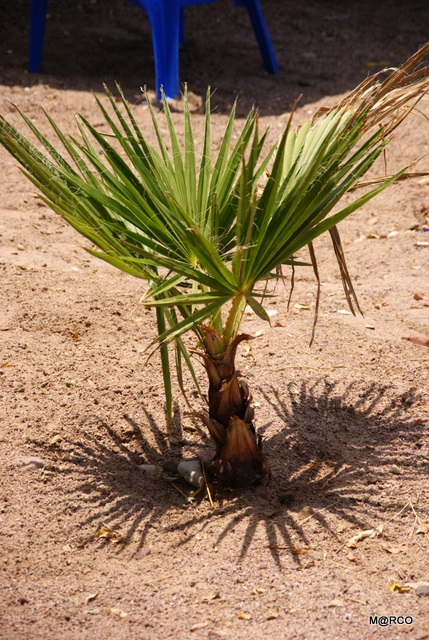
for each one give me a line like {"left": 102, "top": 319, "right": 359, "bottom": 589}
{"left": 1, "top": 2, "right": 429, "bottom": 639}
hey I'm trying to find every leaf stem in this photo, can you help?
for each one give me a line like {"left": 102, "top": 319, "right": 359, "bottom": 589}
{"left": 222, "top": 294, "right": 247, "bottom": 348}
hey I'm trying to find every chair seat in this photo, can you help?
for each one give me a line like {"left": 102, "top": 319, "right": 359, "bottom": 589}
{"left": 29, "top": 0, "right": 278, "bottom": 99}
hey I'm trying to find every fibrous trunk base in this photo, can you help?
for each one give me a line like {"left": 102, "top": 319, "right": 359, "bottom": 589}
{"left": 207, "top": 416, "right": 270, "bottom": 488}
{"left": 199, "top": 331, "right": 270, "bottom": 488}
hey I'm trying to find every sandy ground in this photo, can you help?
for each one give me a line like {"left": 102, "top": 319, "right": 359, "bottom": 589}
{"left": 1, "top": 1, "right": 429, "bottom": 639}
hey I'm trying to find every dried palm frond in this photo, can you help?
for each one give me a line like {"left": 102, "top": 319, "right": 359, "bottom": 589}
{"left": 315, "top": 42, "right": 429, "bottom": 135}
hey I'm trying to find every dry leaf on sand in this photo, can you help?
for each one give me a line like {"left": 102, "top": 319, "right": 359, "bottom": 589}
{"left": 201, "top": 592, "right": 220, "bottom": 602}
{"left": 94, "top": 526, "right": 124, "bottom": 543}
{"left": 190, "top": 622, "right": 209, "bottom": 632}
{"left": 328, "top": 599, "right": 345, "bottom": 608}
{"left": 237, "top": 612, "right": 252, "bottom": 620}
{"left": 85, "top": 592, "right": 98, "bottom": 604}
{"left": 416, "top": 524, "right": 429, "bottom": 534}
{"left": 345, "top": 527, "right": 382, "bottom": 548}
{"left": 381, "top": 543, "right": 408, "bottom": 554}
{"left": 389, "top": 582, "right": 411, "bottom": 594}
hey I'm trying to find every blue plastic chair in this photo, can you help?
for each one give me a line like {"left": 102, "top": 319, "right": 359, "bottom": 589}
{"left": 29, "top": 0, "right": 278, "bottom": 99}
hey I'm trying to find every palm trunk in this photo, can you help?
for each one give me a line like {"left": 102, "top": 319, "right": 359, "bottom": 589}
{"left": 198, "top": 330, "right": 270, "bottom": 487}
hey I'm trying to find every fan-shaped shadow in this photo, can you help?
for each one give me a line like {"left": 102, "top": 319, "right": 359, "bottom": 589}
{"left": 45, "top": 377, "right": 428, "bottom": 568}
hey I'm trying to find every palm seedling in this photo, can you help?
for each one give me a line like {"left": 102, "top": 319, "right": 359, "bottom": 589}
{"left": 1, "top": 45, "right": 429, "bottom": 487}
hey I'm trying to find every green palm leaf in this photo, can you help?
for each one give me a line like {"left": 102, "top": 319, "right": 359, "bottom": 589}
{"left": 1, "top": 43, "right": 429, "bottom": 424}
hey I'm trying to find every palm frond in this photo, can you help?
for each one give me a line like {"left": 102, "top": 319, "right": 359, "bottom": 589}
{"left": 1, "top": 44, "right": 429, "bottom": 415}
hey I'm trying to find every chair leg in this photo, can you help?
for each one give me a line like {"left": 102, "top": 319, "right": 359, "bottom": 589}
{"left": 142, "top": 2, "right": 182, "bottom": 100}
{"left": 149, "top": 3, "right": 180, "bottom": 99}
{"left": 235, "top": 0, "right": 278, "bottom": 74}
{"left": 29, "top": 0, "right": 48, "bottom": 73}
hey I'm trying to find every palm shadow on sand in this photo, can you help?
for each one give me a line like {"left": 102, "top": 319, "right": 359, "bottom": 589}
{"left": 51, "top": 376, "right": 429, "bottom": 567}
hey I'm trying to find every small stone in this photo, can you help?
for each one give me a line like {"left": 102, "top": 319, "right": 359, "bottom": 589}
{"left": 178, "top": 460, "right": 204, "bottom": 488}
{"left": 298, "top": 506, "right": 315, "bottom": 521}
{"left": 415, "top": 583, "right": 429, "bottom": 596}
{"left": 138, "top": 464, "right": 159, "bottom": 476}
{"left": 195, "top": 449, "right": 216, "bottom": 466}
{"left": 17, "top": 456, "right": 45, "bottom": 470}
{"left": 162, "top": 460, "right": 179, "bottom": 476}
{"left": 133, "top": 547, "right": 151, "bottom": 560}
{"left": 390, "top": 464, "right": 401, "bottom": 475}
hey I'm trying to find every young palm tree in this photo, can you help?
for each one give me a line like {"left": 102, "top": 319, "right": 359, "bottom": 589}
{"left": 1, "top": 45, "right": 429, "bottom": 487}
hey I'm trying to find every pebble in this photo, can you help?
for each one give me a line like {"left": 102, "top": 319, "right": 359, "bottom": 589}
{"left": 177, "top": 460, "right": 204, "bottom": 488}
{"left": 298, "top": 505, "right": 315, "bottom": 521}
{"left": 133, "top": 547, "right": 151, "bottom": 560}
{"left": 17, "top": 456, "right": 45, "bottom": 470}
{"left": 138, "top": 464, "right": 159, "bottom": 477}
{"left": 162, "top": 460, "right": 179, "bottom": 476}
{"left": 195, "top": 449, "right": 216, "bottom": 466}
{"left": 415, "top": 583, "right": 429, "bottom": 596}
